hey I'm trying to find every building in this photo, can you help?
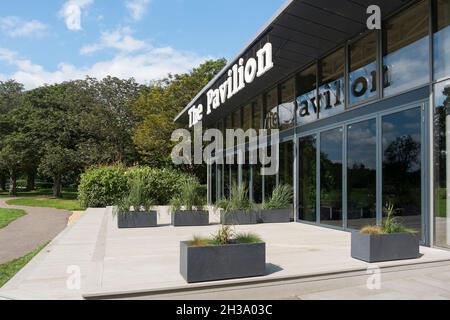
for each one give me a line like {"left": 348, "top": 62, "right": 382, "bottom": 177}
{"left": 174, "top": 0, "right": 450, "bottom": 249}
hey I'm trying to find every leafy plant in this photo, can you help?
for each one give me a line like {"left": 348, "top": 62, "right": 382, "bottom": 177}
{"left": 115, "top": 175, "right": 154, "bottom": 214}
{"left": 360, "top": 202, "right": 417, "bottom": 235}
{"left": 262, "top": 184, "right": 293, "bottom": 210}
{"left": 217, "top": 184, "right": 255, "bottom": 213}
{"left": 188, "top": 225, "right": 263, "bottom": 247}
{"left": 170, "top": 179, "right": 206, "bottom": 212}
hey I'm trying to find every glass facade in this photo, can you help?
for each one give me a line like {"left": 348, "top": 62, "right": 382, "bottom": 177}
{"left": 383, "top": 0, "right": 429, "bottom": 97}
{"left": 347, "top": 120, "right": 377, "bottom": 230}
{"left": 319, "top": 48, "right": 345, "bottom": 120}
{"left": 434, "top": 79, "right": 450, "bottom": 248}
{"left": 299, "top": 135, "right": 317, "bottom": 222}
{"left": 382, "top": 108, "right": 422, "bottom": 237}
{"left": 296, "top": 64, "right": 317, "bottom": 125}
{"left": 279, "top": 78, "right": 296, "bottom": 130}
{"left": 205, "top": 1, "right": 450, "bottom": 249}
{"left": 434, "top": 0, "right": 450, "bottom": 80}
{"left": 349, "top": 32, "right": 377, "bottom": 105}
{"left": 320, "top": 128, "right": 343, "bottom": 227}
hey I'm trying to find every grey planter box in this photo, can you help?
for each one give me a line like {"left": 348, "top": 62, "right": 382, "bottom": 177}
{"left": 171, "top": 210, "right": 209, "bottom": 227}
{"left": 259, "top": 209, "right": 291, "bottom": 223}
{"left": 180, "top": 241, "right": 266, "bottom": 283}
{"left": 220, "top": 211, "right": 258, "bottom": 225}
{"left": 118, "top": 211, "right": 157, "bottom": 229}
{"left": 351, "top": 232, "right": 420, "bottom": 263}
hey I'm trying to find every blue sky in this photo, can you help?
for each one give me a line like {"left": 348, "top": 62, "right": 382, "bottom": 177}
{"left": 0, "top": 0, "right": 285, "bottom": 89}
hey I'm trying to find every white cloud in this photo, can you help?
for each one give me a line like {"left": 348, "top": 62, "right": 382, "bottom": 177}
{"left": 59, "top": 0, "right": 93, "bottom": 31}
{"left": 0, "top": 46, "right": 214, "bottom": 90}
{"left": 125, "top": 0, "right": 151, "bottom": 21}
{"left": 0, "top": 16, "right": 47, "bottom": 38}
{"left": 80, "top": 27, "right": 148, "bottom": 55}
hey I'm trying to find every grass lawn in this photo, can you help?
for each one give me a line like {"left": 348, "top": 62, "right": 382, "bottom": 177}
{"left": 6, "top": 197, "right": 82, "bottom": 211}
{"left": 0, "top": 208, "right": 27, "bottom": 229}
{"left": 0, "top": 188, "right": 78, "bottom": 199}
{"left": 0, "top": 242, "right": 49, "bottom": 288}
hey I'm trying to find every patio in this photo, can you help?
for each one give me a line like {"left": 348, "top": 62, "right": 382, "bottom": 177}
{"left": 2, "top": 207, "right": 450, "bottom": 300}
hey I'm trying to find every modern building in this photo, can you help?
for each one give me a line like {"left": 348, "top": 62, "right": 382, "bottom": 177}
{"left": 174, "top": 0, "right": 450, "bottom": 249}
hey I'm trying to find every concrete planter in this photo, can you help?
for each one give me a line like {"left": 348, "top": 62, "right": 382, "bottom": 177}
{"left": 220, "top": 211, "right": 258, "bottom": 225}
{"left": 259, "top": 209, "right": 291, "bottom": 223}
{"left": 351, "top": 232, "right": 420, "bottom": 263}
{"left": 180, "top": 241, "right": 266, "bottom": 283}
{"left": 117, "top": 211, "right": 157, "bottom": 229}
{"left": 171, "top": 210, "right": 209, "bottom": 227}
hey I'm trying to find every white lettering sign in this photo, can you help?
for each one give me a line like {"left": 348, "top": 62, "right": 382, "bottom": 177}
{"left": 189, "top": 42, "right": 274, "bottom": 127}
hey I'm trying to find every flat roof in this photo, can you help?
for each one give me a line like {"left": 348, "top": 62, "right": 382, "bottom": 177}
{"left": 174, "top": 0, "right": 415, "bottom": 125}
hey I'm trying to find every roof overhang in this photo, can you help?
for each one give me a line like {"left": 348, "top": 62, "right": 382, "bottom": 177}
{"left": 174, "top": 0, "right": 415, "bottom": 126}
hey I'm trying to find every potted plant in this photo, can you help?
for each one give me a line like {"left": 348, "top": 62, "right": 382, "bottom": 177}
{"left": 260, "top": 184, "right": 293, "bottom": 223}
{"left": 351, "top": 203, "right": 419, "bottom": 263}
{"left": 217, "top": 184, "right": 258, "bottom": 225}
{"left": 170, "top": 179, "right": 209, "bottom": 227}
{"left": 115, "top": 175, "right": 157, "bottom": 229}
{"left": 180, "top": 225, "right": 266, "bottom": 283}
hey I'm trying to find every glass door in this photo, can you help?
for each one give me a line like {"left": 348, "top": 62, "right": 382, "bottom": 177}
{"left": 382, "top": 106, "right": 424, "bottom": 240}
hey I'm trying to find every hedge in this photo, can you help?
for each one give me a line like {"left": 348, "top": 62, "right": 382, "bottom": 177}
{"left": 78, "top": 165, "right": 197, "bottom": 208}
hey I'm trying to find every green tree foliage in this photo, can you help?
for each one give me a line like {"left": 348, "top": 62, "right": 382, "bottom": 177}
{"left": 132, "top": 59, "right": 227, "bottom": 172}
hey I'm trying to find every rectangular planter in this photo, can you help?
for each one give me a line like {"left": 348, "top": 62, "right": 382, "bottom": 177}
{"left": 171, "top": 210, "right": 209, "bottom": 227}
{"left": 259, "top": 209, "right": 291, "bottom": 223}
{"left": 220, "top": 211, "right": 258, "bottom": 225}
{"left": 180, "top": 241, "right": 266, "bottom": 283}
{"left": 118, "top": 211, "right": 157, "bottom": 229}
{"left": 351, "top": 232, "right": 420, "bottom": 263}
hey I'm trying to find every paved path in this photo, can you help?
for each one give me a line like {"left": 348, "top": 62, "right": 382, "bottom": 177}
{"left": 0, "top": 198, "right": 70, "bottom": 264}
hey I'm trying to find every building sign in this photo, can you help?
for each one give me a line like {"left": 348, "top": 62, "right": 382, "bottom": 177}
{"left": 189, "top": 42, "right": 274, "bottom": 128}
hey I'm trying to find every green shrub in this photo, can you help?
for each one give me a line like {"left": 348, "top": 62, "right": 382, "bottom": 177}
{"left": 216, "top": 184, "right": 255, "bottom": 213}
{"left": 79, "top": 165, "right": 197, "bottom": 208}
{"left": 78, "top": 165, "right": 128, "bottom": 209}
{"left": 116, "top": 175, "right": 154, "bottom": 214}
{"left": 262, "top": 184, "right": 293, "bottom": 210}
{"left": 170, "top": 179, "right": 206, "bottom": 211}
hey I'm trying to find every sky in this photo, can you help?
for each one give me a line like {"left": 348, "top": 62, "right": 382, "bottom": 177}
{"left": 0, "top": 0, "right": 286, "bottom": 90}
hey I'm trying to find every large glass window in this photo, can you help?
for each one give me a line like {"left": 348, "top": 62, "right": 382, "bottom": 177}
{"left": 383, "top": 0, "right": 429, "bottom": 97}
{"left": 242, "top": 104, "right": 251, "bottom": 132}
{"left": 224, "top": 163, "right": 230, "bottom": 199}
{"left": 280, "top": 141, "right": 294, "bottom": 220}
{"left": 434, "top": 0, "right": 450, "bottom": 80}
{"left": 320, "top": 128, "right": 343, "bottom": 227}
{"left": 253, "top": 161, "right": 263, "bottom": 204}
{"left": 349, "top": 32, "right": 377, "bottom": 106}
{"left": 434, "top": 79, "right": 450, "bottom": 249}
{"left": 264, "top": 87, "right": 279, "bottom": 130}
{"left": 252, "top": 98, "right": 262, "bottom": 130}
{"left": 233, "top": 109, "right": 241, "bottom": 130}
{"left": 319, "top": 48, "right": 345, "bottom": 120}
{"left": 279, "top": 78, "right": 296, "bottom": 130}
{"left": 296, "top": 64, "right": 318, "bottom": 125}
{"left": 382, "top": 108, "right": 422, "bottom": 238}
{"left": 347, "top": 120, "right": 377, "bottom": 230}
{"left": 299, "top": 135, "right": 317, "bottom": 222}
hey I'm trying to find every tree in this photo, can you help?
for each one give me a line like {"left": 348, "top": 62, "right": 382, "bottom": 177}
{"left": 133, "top": 59, "right": 227, "bottom": 170}
{"left": 38, "top": 144, "right": 79, "bottom": 197}
{"left": 0, "top": 135, "right": 27, "bottom": 196}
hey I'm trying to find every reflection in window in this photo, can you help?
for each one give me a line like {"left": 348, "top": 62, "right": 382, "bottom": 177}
{"left": 279, "top": 78, "right": 296, "bottom": 130}
{"left": 319, "top": 48, "right": 345, "bottom": 120}
{"left": 216, "top": 164, "right": 224, "bottom": 200}
{"left": 347, "top": 120, "right": 377, "bottom": 230}
{"left": 382, "top": 108, "right": 422, "bottom": 238}
{"left": 252, "top": 98, "right": 262, "bottom": 130}
{"left": 242, "top": 104, "right": 251, "bottom": 132}
{"left": 434, "top": 0, "right": 450, "bottom": 80}
{"left": 233, "top": 109, "right": 241, "bottom": 130}
{"left": 231, "top": 154, "right": 239, "bottom": 189}
{"left": 264, "top": 87, "right": 279, "bottom": 130}
{"left": 349, "top": 32, "right": 377, "bottom": 105}
{"left": 211, "top": 164, "right": 216, "bottom": 204}
{"left": 320, "top": 128, "right": 343, "bottom": 227}
{"left": 296, "top": 64, "right": 318, "bottom": 125}
{"left": 434, "top": 80, "right": 450, "bottom": 249}
{"left": 299, "top": 135, "right": 317, "bottom": 222}
{"left": 383, "top": 0, "right": 429, "bottom": 97}
{"left": 223, "top": 163, "right": 230, "bottom": 199}
{"left": 253, "top": 161, "right": 263, "bottom": 204}
{"left": 280, "top": 141, "right": 294, "bottom": 220}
